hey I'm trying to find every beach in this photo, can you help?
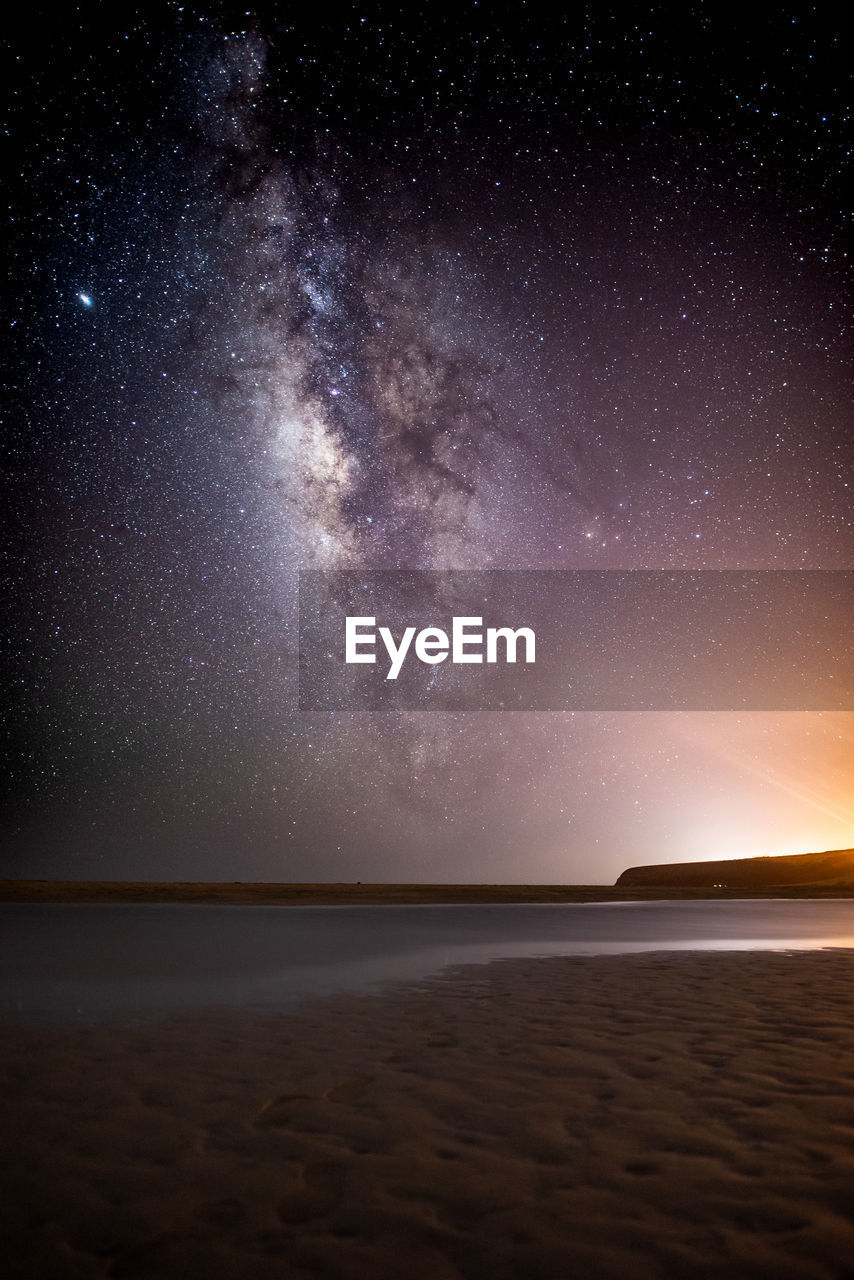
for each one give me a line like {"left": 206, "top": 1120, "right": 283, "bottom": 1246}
{"left": 3, "top": 947, "right": 854, "bottom": 1278}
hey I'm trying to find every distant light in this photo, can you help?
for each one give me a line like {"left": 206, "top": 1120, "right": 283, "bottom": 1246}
{"left": 78, "top": 293, "right": 93, "bottom": 307}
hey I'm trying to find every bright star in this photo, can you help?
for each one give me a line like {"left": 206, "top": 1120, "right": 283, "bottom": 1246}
{"left": 78, "top": 293, "right": 93, "bottom": 307}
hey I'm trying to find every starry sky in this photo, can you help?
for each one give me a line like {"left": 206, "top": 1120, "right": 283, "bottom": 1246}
{"left": 3, "top": 1, "right": 853, "bottom": 883}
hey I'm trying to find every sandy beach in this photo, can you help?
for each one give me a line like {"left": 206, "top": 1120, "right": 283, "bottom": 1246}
{"left": 3, "top": 948, "right": 854, "bottom": 1278}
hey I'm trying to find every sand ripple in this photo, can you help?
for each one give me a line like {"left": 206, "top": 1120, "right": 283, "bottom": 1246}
{"left": 3, "top": 950, "right": 854, "bottom": 1278}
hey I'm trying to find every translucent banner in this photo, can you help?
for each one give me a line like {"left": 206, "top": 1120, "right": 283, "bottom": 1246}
{"left": 298, "top": 571, "right": 854, "bottom": 711}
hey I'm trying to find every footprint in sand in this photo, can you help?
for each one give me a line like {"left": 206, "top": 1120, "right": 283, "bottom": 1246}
{"left": 255, "top": 1076, "right": 374, "bottom": 1127}
{"left": 277, "top": 1160, "right": 347, "bottom": 1224}
{"left": 325, "top": 1075, "right": 374, "bottom": 1101}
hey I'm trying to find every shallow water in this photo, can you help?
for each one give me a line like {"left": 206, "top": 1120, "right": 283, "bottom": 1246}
{"left": 2, "top": 898, "right": 853, "bottom": 1024}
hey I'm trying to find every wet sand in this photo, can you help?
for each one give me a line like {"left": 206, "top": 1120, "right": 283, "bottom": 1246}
{"left": 3, "top": 948, "right": 854, "bottom": 1278}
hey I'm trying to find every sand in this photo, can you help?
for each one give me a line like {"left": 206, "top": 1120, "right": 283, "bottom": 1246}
{"left": 3, "top": 949, "right": 854, "bottom": 1279}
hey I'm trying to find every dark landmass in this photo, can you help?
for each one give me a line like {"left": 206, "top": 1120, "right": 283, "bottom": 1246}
{"left": 0, "top": 881, "right": 713, "bottom": 905}
{"left": 2, "top": 865, "right": 854, "bottom": 906}
{"left": 617, "top": 847, "right": 854, "bottom": 888}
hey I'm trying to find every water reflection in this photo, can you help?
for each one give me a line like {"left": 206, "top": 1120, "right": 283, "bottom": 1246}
{"left": 1, "top": 899, "right": 852, "bottom": 1024}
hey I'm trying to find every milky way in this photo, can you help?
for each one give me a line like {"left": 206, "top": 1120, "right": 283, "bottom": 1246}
{"left": 4, "top": 3, "right": 853, "bottom": 881}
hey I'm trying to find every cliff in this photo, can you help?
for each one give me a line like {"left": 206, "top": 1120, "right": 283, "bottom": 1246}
{"left": 616, "top": 848, "right": 854, "bottom": 888}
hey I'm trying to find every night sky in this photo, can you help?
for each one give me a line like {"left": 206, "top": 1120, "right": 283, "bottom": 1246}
{"left": 3, "top": 2, "right": 852, "bottom": 883}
